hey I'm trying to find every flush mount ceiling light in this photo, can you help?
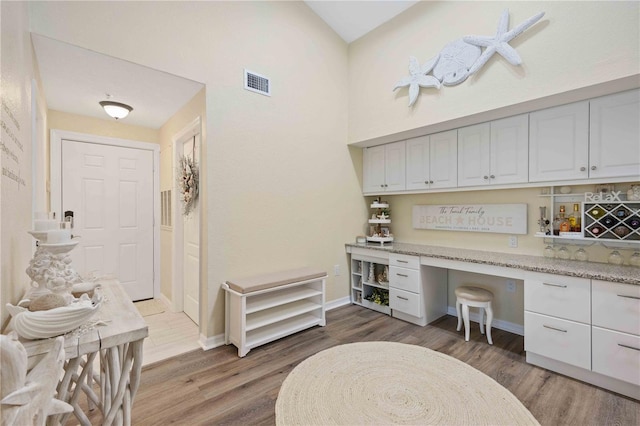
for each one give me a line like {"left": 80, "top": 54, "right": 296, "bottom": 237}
{"left": 99, "top": 100, "right": 133, "bottom": 120}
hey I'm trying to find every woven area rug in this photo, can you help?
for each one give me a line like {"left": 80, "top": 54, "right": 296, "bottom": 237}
{"left": 134, "top": 299, "right": 166, "bottom": 317}
{"left": 276, "top": 341, "right": 539, "bottom": 425}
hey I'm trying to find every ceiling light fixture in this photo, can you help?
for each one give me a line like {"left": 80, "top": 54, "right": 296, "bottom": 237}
{"left": 99, "top": 100, "right": 133, "bottom": 120}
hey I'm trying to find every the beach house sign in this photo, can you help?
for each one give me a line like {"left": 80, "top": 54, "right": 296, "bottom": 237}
{"left": 413, "top": 204, "right": 527, "bottom": 234}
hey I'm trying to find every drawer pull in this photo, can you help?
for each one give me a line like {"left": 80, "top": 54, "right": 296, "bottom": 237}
{"left": 396, "top": 296, "right": 409, "bottom": 301}
{"left": 543, "top": 325, "right": 567, "bottom": 333}
{"left": 618, "top": 343, "right": 640, "bottom": 352}
{"left": 396, "top": 273, "right": 409, "bottom": 277}
{"left": 396, "top": 260, "right": 409, "bottom": 264}
{"left": 617, "top": 294, "right": 640, "bottom": 300}
{"left": 543, "top": 283, "right": 567, "bottom": 288}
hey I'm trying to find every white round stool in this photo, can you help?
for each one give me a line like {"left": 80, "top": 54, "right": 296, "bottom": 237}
{"left": 455, "top": 286, "right": 494, "bottom": 345}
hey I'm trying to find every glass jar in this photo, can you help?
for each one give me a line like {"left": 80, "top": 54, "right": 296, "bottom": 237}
{"left": 629, "top": 251, "right": 640, "bottom": 267}
{"left": 543, "top": 245, "right": 555, "bottom": 258}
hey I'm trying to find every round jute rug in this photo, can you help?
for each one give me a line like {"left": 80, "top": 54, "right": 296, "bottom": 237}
{"left": 275, "top": 341, "right": 539, "bottom": 425}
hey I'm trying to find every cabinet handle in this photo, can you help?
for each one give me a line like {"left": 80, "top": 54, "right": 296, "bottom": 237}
{"left": 483, "top": 175, "right": 489, "bottom": 180}
{"left": 490, "top": 175, "right": 495, "bottom": 179}
{"left": 591, "top": 165, "right": 597, "bottom": 170}
{"left": 543, "top": 283, "right": 567, "bottom": 288}
{"left": 618, "top": 343, "right": 640, "bottom": 352}
{"left": 396, "top": 260, "right": 408, "bottom": 263}
{"left": 424, "top": 181, "right": 429, "bottom": 185}
{"left": 380, "top": 184, "right": 384, "bottom": 188}
{"left": 396, "top": 273, "right": 408, "bottom": 277}
{"left": 617, "top": 294, "right": 640, "bottom": 300}
{"left": 580, "top": 166, "right": 586, "bottom": 171}
{"left": 543, "top": 325, "right": 567, "bottom": 333}
{"left": 396, "top": 296, "right": 409, "bottom": 301}
{"left": 429, "top": 180, "right": 434, "bottom": 184}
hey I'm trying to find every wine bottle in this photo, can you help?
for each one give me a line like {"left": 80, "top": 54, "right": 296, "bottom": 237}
{"left": 559, "top": 205, "right": 571, "bottom": 233}
{"left": 569, "top": 203, "right": 581, "bottom": 232}
{"left": 588, "top": 206, "right": 604, "bottom": 219}
{"left": 626, "top": 217, "right": 640, "bottom": 230}
{"left": 602, "top": 216, "right": 617, "bottom": 227}
{"left": 615, "top": 207, "right": 629, "bottom": 219}
{"left": 588, "top": 225, "right": 604, "bottom": 236}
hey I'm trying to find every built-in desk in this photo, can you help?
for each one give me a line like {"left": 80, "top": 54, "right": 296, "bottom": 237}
{"left": 345, "top": 242, "right": 640, "bottom": 400}
{"left": 20, "top": 280, "right": 148, "bottom": 426}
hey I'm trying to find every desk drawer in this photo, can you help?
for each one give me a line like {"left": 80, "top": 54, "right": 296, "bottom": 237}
{"left": 389, "top": 254, "right": 420, "bottom": 270}
{"left": 524, "top": 311, "right": 590, "bottom": 370}
{"left": 389, "top": 266, "right": 420, "bottom": 293}
{"left": 390, "top": 287, "right": 421, "bottom": 318}
{"left": 592, "top": 280, "right": 640, "bottom": 336}
{"left": 592, "top": 326, "right": 640, "bottom": 386}
{"left": 524, "top": 273, "right": 590, "bottom": 323}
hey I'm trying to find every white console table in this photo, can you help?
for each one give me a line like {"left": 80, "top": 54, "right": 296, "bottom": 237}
{"left": 20, "top": 280, "right": 148, "bottom": 426}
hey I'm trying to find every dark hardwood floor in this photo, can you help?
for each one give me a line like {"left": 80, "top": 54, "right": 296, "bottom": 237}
{"left": 125, "top": 305, "right": 638, "bottom": 425}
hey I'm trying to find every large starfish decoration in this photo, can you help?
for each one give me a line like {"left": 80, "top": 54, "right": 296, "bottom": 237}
{"left": 463, "top": 9, "right": 545, "bottom": 75}
{"left": 393, "top": 55, "right": 441, "bottom": 107}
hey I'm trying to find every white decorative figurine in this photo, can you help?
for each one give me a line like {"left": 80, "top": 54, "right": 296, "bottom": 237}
{"left": 394, "top": 9, "right": 545, "bottom": 107}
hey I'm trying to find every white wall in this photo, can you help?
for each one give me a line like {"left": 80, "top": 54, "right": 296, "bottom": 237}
{"left": 348, "top": 1, "right": 640, "bottom": 144}
{"left": 29, "top": 1, "right": 366, "bottom": 339}
{"left": 1, "top": 1, "right": 35, "bottom": 327}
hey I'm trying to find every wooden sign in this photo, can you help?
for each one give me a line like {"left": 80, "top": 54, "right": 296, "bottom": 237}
{"left": 413, "top": 204, "right": 527, "bottom": 234}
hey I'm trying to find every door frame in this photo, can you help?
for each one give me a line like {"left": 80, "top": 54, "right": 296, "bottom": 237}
{"left": 171, "top": 117, "right": 202, "bottom": 317}
{"left": 50, "top": 129, "right": 161, "bottom": 298}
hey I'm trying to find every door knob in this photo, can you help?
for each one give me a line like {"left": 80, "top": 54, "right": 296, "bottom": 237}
{"left": 591, "top": 165, "right": 597, "bottom": 170}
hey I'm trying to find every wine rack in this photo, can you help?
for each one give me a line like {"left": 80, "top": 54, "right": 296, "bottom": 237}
{"left": 583, "top": 202, "right": 640, "bottom": 242}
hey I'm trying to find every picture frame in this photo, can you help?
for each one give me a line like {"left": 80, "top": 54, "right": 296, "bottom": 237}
{"left": 595, "top": 183, "right": 614, "bottom": 194}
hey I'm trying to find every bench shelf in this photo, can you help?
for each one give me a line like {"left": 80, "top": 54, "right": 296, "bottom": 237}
{"left": 223, "top": 268, "right": 326, "bottom": 357}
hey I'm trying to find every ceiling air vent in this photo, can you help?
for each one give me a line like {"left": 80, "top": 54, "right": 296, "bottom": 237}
{"left": 244, "top": 69, "right": 271, "bottom": 96}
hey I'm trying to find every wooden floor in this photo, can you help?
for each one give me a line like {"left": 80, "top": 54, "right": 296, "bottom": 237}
{"left": 117, "top": 305, "right": 637, "bottom": 425}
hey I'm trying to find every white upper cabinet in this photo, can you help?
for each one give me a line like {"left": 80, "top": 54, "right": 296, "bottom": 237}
{"left": 406, "top": 130, "right": 457, "bottom": 190}
{"left": 458, "top": 123, "right": 491, "bottom": 187}
{"left": 529, "top": 101, "right": 590, "bottom": 182}
{"left": 589, "top": 89, "right": 640, "bottom": 179}
{"left": 458, "top": 115, "right": 528, "bottom": 187}
{"left": 363, "top": 141, "right": 406, "bottom": 193}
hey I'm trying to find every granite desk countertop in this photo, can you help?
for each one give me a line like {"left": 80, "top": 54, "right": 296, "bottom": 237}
{"left": 345, "top": 242, "right": 640, "bottom": 286}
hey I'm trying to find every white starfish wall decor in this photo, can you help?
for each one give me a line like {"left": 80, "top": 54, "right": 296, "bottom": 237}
{"left": 393, "top": 9, "right": 544, "bottom": 107}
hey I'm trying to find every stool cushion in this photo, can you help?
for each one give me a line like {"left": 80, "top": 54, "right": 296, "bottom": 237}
{"left": 455, "top": 286, "right": 494, "bottom": 302}
{"left": 226, "top": 267, "right": 326, "bottom": 294}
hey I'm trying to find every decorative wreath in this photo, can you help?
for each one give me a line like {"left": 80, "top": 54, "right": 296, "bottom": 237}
{"left": 178, "top": 154, "right": 199, "bottom": 216}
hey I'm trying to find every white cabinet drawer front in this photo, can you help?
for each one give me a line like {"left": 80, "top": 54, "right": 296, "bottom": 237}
{"left": 592, "top": 326, "right": 640, "bottom": 386}
{"left": 592, "top": 280, "right": 640, "bottom": 336}
{"left": 389, "top": 253, "right": 420, "bottom": 270}
{"left": 390, "top": 287, "right": 421, "bottom": 317}
{"left": 524, "top": 311, "right": 591, "bottom": 370}
{"left": 524, "top": 275, "right": 590, "bottom": 323}
{"left": 389, "top": 266, "right": 420, "bottom": 293}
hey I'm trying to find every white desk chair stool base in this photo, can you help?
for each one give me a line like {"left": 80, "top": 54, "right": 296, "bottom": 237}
{"left": 455, "top": 286, "right": 494, "bottom": 345}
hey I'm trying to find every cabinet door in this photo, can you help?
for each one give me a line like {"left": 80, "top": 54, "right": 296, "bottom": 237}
{"left": 590, "top": 89, "right": 640, "bottom": 179}
{"left": 458, "top": 123, "right": 491, "bottom": 187}
{"left": 529, "top": 101, "right": 589, "bottom": 182}
{"left": 405, "top": 136, "right": 430, "bottom": 190}
{"left": 384, "top": 141, "right": 406, "bottom": 191}
{"left": 490, "top": 114, "right": 529, "bottom": 185}
{"left": 363, "top": 145, "right": 386, "bottom": 193}
{"left": 429, "top": 130, "right": 458, "bottom": 189}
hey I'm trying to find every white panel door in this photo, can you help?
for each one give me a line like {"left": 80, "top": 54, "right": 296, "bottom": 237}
{"left": 589, "top": 89, "right": 640, "bottom": 179}
{"left": 490, "top": 114, "right": 529, "bottom": 185}
{"left": 363, "top": 145, "right": 386, "bottom": 193}
{"left": 183, "top": 135, "right": 200, "bottom": 325}
{"left": 384, "top": 141, "right": 406, "bottom": 191}
{"left": 458, "top": 123, "right": 491, "bottom": 187}
{"left": 405, "top": 136, "right": 430, "bottom": 190}
{"left": 529, "top": 101, "right": 589, "bottom": 182}
{"left": 429, "top": 129, "right": 457, "bottom": 189}
{"left": 62, "top": 140, "right": 154, "bottom": 301}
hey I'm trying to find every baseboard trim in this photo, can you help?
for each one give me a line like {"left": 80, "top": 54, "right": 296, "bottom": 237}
{"left": 446, "top": 306, "right": 524, "bottom": 336}
{"left": 326, "top": 296, "right": 351, "bottom": 311}
{"left": 158, "top": 293, "right": 172, "bottom": 310}
{"left": 199, "top": 333, "right": 225, "bottom": 351}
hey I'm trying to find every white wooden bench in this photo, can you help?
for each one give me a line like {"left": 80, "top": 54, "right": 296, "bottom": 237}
{"left": 222, "top": 267, "right": 327, "bottom": 357}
